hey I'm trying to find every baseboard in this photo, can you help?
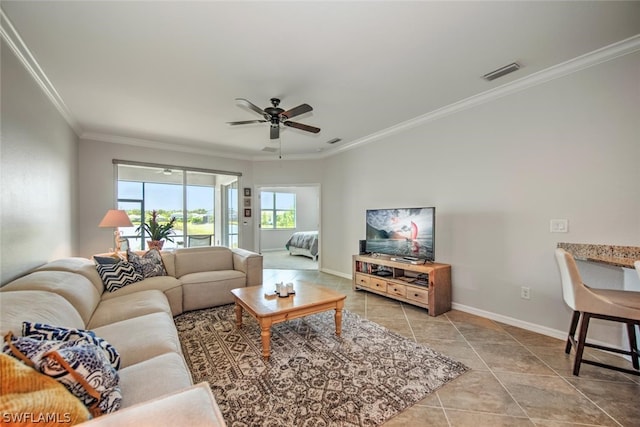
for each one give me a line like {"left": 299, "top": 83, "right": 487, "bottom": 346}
{"left": 451, "top": 302, "right": 567, "bottom": 340}
{"left": 451, "top": 303, "right": 631, "bottom": 358}
{"left": 320, "top": 268, "right": 351, "bottom": 280}
{"left": 320, "top": 271, "right": 630, "bottom": 356}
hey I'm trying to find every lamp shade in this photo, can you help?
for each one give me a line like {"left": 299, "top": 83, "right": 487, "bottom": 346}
{"left": 99, "top": 209, "right": 133, "bottom": 228}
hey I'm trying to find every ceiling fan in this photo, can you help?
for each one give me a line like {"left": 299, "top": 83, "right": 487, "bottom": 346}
{"left": 227, "top": 97, "right": 320, "bottom": 140}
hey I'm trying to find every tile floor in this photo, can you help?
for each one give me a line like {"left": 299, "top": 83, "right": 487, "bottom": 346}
{"left": 263, "top": 269, "right": 640, "bottom": 427}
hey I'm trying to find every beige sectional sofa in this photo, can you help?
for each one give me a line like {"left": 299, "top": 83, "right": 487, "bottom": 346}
{"left": 0, "top": 246, "right": 263, "bottom": 425}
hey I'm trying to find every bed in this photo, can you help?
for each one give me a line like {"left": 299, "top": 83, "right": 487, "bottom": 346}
{"left": 285, "top": 231, "right": 318, "bottom": 261}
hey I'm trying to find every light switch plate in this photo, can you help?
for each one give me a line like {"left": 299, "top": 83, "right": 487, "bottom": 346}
{"left": 550, "top": 219, "right": 568, "bottom": 233}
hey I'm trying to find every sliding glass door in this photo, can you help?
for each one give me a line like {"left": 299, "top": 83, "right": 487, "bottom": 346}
{"left": 115, "top": 162, "right": 239, "bottom": 250}
{"left": 220, "top": 180, "right": 238, "bottom": 248}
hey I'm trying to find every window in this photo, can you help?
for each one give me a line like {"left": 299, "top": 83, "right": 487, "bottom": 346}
{"left": 115, "top": 162, "right": 240, "bottom": 250}
{"left": 260, "top": 191, "right": 296, "bottom": 229}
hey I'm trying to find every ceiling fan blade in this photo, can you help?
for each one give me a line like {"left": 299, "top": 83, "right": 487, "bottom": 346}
{"left": 283, "top": 121, "right": 321, "bottom": 134}
{"left": 235, "top": 98, "right": 268, "bottom": 118}
{"left": 226, "top": 120, "right": 267, "bottom": 126}
{"left": 270, "top": 125, "right": 280, "bottom": 140}
{"left": 281, "top": 103, "right": 313, "bottom": 120}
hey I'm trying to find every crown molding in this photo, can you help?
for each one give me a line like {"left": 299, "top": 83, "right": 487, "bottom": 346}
{"left": 0, "top": 8, "right": 82, "bottom": 135}
{"left": 3, "top": 4, "right": 638, "bottom": 161}
{"left": 80, "top": 132, "right": 254, "bottom": 162}
{"left": 332, "top": 34, "right": 640, "bottom": 157}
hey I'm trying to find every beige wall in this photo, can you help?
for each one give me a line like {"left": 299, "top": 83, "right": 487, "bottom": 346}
{"left": 1, "top": 40, "right": 79, "bottom": 284}
{"left": 320, "top": 51, "right": 640, "bottom": 341}
{"left": 77, "top": 139, "right": 254, "bottom": 257}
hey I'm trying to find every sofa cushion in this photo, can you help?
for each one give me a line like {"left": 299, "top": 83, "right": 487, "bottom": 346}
{"left": 0, "top": 291, "right": 86, "bottom": 337}
{"left": 0, "top": 353, "right": 91, "bottom": 424}
{"left": 174, "top": 247, "right": 233, "bottom": 278}
{"left": 232, "top": 248, "right": 264, "bottom": 287}
{"left": 160, "top": 251, "right": 176, "bottom": 277}
{"left": 117, "top": 352, "right": 193, "bottom": 408}
{"left": 97, "top": 262, "right": 144, "bottom": 293}
{"left": 88, "top": 290, "right": 172, "bottom": 329}
{"left": 35, "top": 257, "right": 106, "bottom": 294}
{"left": 22, "top": 322, "right": 121, "bottom": 370}
{"left": 1, "top": 271, "right": 101, "bottom": 325}
{"left": 179, "top": 270, "right": 245, "bottom": 285}
{"left": 127, "top": 249, "right": 167, "bottom": 278}
{"left": 92, "top": 313, "right": 181, "bottom": 369}
{"left": 181, "top": 270, "right": 245, "bottom": 311}
{"left": 99, "top": 276, "right": 183, "bottom": 316}
{"left": 79, "top": 383, "right": 225, "bottom": 427}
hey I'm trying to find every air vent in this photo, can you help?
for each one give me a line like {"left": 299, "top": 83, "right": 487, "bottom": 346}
{"left": 483, "top": 62, "right": 521, "bottom": 81}
{"left": 262, "top": 147, "right": 278, "bottom": 152}
{"left": 326, "top": 138, "right": 342, "bottom": 145}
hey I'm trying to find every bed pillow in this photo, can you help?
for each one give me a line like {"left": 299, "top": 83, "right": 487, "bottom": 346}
{"left": 127, "top": 249, "right": 167, "bottom": 278}
{"left": 0, "top": 353, "right": 91, "bottom": 424}
{"left": 96, "top": 262, "right": 143, "bottom": 292}
{"left": 22, "top": 322, "right": 121, "bottom": 370}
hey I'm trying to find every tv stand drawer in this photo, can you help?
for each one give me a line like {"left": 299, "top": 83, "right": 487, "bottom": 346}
{"left": 355, "top": 273, "right": 369, "bottom": 287}
{"left": 387, "top": 283, "right": 406, "bottom": 297}
{"left": 370, "top": 278, "right": 387, "bottom": 292}
{"left": 406, "top": 287, "right": 429, "bottom": 305}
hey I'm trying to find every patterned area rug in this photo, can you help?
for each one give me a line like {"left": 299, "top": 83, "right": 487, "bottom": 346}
{"left": 175, "top": 305, "right": 468, "bottom": 426}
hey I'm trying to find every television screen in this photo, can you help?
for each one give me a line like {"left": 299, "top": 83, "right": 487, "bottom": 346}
{"left": 365, "top": 207, "right": 435, "bottom": 261}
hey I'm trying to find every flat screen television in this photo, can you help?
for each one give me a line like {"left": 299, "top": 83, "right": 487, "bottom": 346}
{"left": 365, "top": 207, "right": 435, "bottom": 261}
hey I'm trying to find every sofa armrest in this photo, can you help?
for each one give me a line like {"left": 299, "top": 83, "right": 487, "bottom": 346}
{"left": 80, "top": 383, "right": 226, "bottom": 426}
{"left": 232, "top": 248, "right": 263, "bottom": 287}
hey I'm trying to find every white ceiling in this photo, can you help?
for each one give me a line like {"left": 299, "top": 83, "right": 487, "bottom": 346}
{"left": 2, "top": 1, "right": 640, "bottom": 160}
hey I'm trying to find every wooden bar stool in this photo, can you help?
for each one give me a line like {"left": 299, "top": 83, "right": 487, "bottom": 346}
{"left": 555, "top": 248, "right": 640, "bottom": 376}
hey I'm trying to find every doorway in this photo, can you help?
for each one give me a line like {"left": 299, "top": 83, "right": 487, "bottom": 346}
{"left": 256, "top": 184, "right": 320, "bottom": 270}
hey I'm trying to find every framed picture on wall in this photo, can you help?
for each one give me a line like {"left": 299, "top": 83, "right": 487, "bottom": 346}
{"left": 244, "top": 198, "right": 251, "bottom": 207}
{"left": 244, "top": 187, "right": 251, "bottom": 197}
{"left": 244, "top": 208, "right": 252, "bottom": 218}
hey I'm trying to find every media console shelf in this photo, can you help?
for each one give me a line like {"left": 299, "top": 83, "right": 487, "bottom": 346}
{"left": 352, "top": 254, "right": 452, "bottom": 316}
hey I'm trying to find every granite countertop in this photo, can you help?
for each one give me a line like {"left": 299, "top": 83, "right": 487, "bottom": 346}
{"left": 557, "top": 243, "right": 640, "bottom": 269}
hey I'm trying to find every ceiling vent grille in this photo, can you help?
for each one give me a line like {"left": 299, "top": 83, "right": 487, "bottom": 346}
{"left": 483, "top": 62, "right": 521, "bottom": 81}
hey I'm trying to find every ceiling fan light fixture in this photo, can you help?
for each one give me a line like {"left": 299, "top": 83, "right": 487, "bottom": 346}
{"left": 483, "top": 62, "right": 521, "bottom": 81}
{"left": 228, "top": 97, "right": 320, "bottom": 142}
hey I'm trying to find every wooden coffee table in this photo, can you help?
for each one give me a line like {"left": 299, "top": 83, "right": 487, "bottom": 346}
{"left": 230, "top": 282, "right": 346, "bottom": 359}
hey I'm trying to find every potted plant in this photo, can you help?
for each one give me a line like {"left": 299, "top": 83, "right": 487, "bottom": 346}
{"left": 136, "top": 210, "right": 176, "bottom": 250}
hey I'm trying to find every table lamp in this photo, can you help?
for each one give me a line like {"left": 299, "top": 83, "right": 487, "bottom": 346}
{"left": 99, "top": 209, "right": 133, "bottom": 254}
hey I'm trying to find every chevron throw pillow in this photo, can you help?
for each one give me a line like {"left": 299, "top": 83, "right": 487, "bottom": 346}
{"left": 96, "top": 262, "right": 143, "bottom": 292}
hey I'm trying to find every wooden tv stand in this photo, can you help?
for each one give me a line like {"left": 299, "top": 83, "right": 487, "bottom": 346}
{"left": 352, "top": 254, "right": 451, "bottom": 316}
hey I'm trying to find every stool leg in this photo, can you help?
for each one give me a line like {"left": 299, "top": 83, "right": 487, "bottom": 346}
{"left": 573, "top": 312, "right": 591, "bottom": 376}
{"left": 626, "top": 323, "right": 639, "bottom": 370}
{"left": 566, "top": 311, "right": 580, "bottom": 354}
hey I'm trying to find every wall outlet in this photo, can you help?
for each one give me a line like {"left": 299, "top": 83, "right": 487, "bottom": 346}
{"left": 521, "top": 286, "right": 531, "bottom": 300}
{"left": 550, "top": 219, "right": 568, "bottom": 233}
